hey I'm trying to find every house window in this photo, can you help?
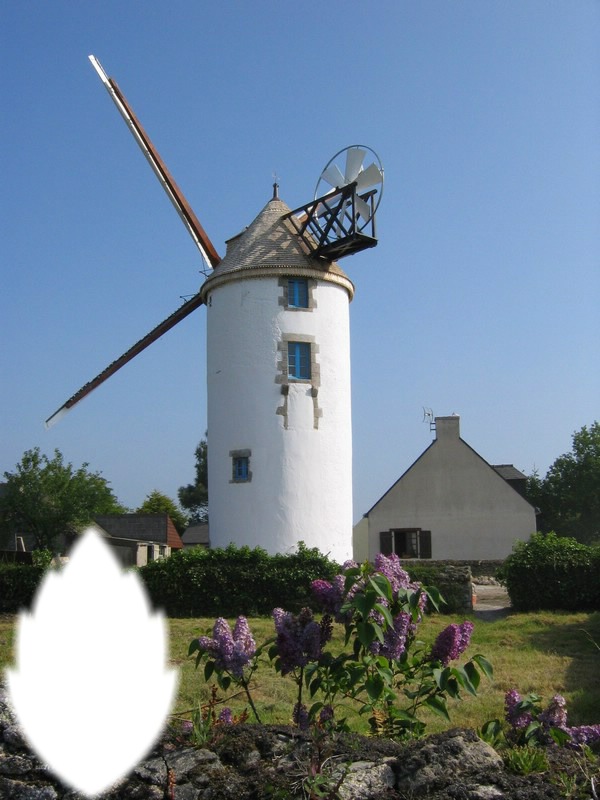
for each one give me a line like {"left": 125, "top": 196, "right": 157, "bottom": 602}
{"left": 230, "top": 449, "right": 251, "bottom": 483}
{"left": 288, "top": 278, "right": 309, "bottom": 308}
{"left": 288, "top": 341, "right": 311, "bottom": 380}
{"left": 147, "top": 545, "right": 155, "bottom": 563}
{"left": 380, "top": 529, "right": 432, "bottom": 559}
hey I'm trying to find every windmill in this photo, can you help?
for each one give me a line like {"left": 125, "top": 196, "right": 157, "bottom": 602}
{"left": 47, "top": 56, "right": 383, "bottom": 561}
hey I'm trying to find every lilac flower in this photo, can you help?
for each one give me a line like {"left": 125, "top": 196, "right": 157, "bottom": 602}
{"left": 311, "top": 575, "right": 346, "bottom": 619}
{"left": 197, "top": 616, "right": 256, "bottom": 678}
{"left": 539, "top": 694, "right": 568, "bottom": 730}
{"left": 218, "top": 707, "right": 233, "bottom": 725}
{"left": 504, "top": 689, "right": 533, "bottom": 730}
{"left": 567, "top": 724, "right": 600, "bottom": 747}
{"left": 319, "top": 705, "right": 334, "bottom": 725}
{"left": 430, "top": 621, "right": 474, "bottom": 666}
{"left": 272, "top": 607, "right": 331, "bottom": 675}
{"left": 293, "top": 702, "right": 310, "bottom": 730}
{"left": 371, "top": 610, "right": 412, "bottom": 661}
{"left": 373, "top": 553, "right": 412, "bottom": 596}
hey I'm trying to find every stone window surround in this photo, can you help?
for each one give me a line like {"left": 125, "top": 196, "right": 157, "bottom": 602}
{"left": 278, "top": 276, "right": 316, "bottom": 311}
{"left": 230, "top": 449, "right": 252, "bottom": 483}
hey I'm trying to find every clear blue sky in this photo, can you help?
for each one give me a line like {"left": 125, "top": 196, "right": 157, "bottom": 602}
{"left": 2, "top": 2, "right": 599, "bottom": 525}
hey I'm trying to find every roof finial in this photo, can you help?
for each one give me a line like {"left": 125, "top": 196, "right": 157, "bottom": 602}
{"left": 272, "top": 172, "right": 279, "bottom": 199}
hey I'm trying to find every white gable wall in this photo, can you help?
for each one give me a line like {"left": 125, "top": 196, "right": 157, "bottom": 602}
{"left": 366, "top": 416, "right": 536, "bottom": 561}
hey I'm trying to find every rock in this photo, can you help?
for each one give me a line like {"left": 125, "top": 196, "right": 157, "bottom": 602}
{"left": 0, "top": 684, "right": 577, "bottom": 799}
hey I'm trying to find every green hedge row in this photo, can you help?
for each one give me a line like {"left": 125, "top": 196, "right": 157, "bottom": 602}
{"left": 138, "top": 542, "right": 340, "bottom": 617}
{"left": 0, "top": 565, "right": 45, "bottom": 613}
{"left": 498, "top": 532, "right": 600, "bottom": 611}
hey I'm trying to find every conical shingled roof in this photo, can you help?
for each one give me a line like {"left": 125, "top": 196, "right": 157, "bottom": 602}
{"left": 199, "top": 197, "right": 354, "bottom": 300}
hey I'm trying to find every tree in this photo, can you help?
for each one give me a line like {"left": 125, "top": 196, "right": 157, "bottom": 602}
{"left": 0, "top": 448, "right": 127, "bottom": 553}
{"left": 178, "top": 437, "right": 208, "bottom": 524}
{"left": 136, "top": 490, "right": 189, "bottom": 535}
{"left": 527, "top": 422, "right": 600, "bottom": 544}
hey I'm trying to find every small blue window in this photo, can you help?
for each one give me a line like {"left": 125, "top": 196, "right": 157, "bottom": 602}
{"left": 288, "top": 278, "right": 309, "bottom": 308}
{"left": 288, "top": 342, "right": 311, "bottom": 380}
{"left": 233, "top": 456, "right": 249, "bottom": 482}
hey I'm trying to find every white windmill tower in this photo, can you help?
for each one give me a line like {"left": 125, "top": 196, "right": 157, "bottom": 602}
{"left": 47, "top": 57, "right": 383, "bottom": 562}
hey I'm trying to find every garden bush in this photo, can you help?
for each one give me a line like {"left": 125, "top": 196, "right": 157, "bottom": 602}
{"left": 139, "top": 542, "right": 340, "bottom": 617}
{"left": 498, "top": 532, "right": 600, "bottom": 611}
{"left": 0, "top": 565, "right": 45, "bottom": 612}
{"left": 403, "top": 563, "right": 472, "bottom": 613}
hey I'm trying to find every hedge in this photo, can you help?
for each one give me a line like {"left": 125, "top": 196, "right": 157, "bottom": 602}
{"left": 0, "top": 565, "right": 45, "bottom": 613}
{"left": 138, "top": 542, "right": 340, "bottom": 617}
{"left": 498, "top": 532, "right": 600, "bottom": 611}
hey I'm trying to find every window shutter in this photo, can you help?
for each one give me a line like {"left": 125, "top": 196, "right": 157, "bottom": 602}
{"left": 380, "top": 531, "right": 393, "bottom": 555}
{"left": 419, "top": 530, "right": 432, "bottom": 559}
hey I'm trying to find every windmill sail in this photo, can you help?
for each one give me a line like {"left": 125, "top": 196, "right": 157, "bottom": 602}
{"left": 45, "top": 292, "right": 204, "bottom": 428}
{"left": 88, "top": 55, "right": 221, "bottom": 270}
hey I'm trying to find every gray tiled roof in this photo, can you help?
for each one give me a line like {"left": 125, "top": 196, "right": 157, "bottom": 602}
{"left": 200, "top": 197, "right": 354, "bottom": 298}
{"left": 492, "top": 465, "right": 527, "bottom": 481}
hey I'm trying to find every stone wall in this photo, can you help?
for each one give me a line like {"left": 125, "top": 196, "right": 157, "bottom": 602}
{"left": 0, "top": 682, "right": 570, "bottom": 799}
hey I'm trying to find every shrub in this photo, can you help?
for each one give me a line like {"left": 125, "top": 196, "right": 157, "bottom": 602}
{"left": 498, "top": 533, "right": 600, "bottom": 611}
{"left": 0, "top": 565, "right": 45, "bottom": 612}
{"left": 139, "top": 542, "right": 339, "bottom": 617}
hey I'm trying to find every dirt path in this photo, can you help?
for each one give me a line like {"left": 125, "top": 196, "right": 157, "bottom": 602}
{"left": 472, "top": 583, "right": 511, "bottom": 621}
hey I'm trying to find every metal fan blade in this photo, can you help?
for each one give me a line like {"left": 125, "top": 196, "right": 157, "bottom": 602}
{"left": 355, "top": 162, "right": 383, "bottom": 192}
{"left": 320, "top": 163, "right": 346, "bottom": 190}
{"left": 355, "top": 195, "right": 372, "bottom": 222}
{"left": 344, "top": 148, "right": 366, "bottom": 184}
{"left": 45, "top": 293, "right": 205, "bottom": 428}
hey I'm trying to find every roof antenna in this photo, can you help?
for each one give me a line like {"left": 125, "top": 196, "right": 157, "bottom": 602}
{"left": 422, "top": 407, "right": 436, "bottom": 434}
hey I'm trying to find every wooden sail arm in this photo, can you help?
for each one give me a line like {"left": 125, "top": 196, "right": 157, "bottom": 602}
{"left": 88, "top": 55, "right": 221, "bottom": 269}
{"left": 45, "top": 292, "right": 204, "bottom": 428}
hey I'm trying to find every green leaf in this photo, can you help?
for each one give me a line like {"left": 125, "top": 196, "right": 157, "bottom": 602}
{"left": 369, "top": 574, "right": 393, "bottom": 602}
{"left": 452, "top": 666, "right": 477, "bottom": 696}
{"left": 375, "top": 603, "right": 394, "bottom": 628}
{"left": 425, "top": 694, "right": 451, "bottom": 721}
{"left": 365, "top": 674, "right": 385, "bottom": 701}
{"left": 204, "top": 661, "right": 215, "bottom": 681}
{"left": 188, "top": 639, "right": 200, "bottom": 656}
{"left": 463, "top": 661, "right": 481, "bottom": 691}
{"left": 472, "top": 654, "right": 494, "bottom": 679}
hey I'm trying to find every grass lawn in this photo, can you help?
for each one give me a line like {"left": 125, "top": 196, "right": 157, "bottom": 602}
{"left": 2, "top": 609, "right": 599, "bottom": 736}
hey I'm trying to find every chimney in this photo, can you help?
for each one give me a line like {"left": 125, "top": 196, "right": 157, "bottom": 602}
{"left": 435, "top": 415, "right": 460, "bottom": 441}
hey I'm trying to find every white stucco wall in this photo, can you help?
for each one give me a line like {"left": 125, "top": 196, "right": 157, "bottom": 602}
{"left": 205, "top": 275, "right": 353, "bottom": 562}
{"left": 367, "top": 417, "right": 536, "bottom": 561}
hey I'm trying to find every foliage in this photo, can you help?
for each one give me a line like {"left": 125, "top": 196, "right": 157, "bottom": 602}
{"left": 481, "top": 689, "right": 600, "bottom": 751}
{"left": 31, "top": 549, "right": 54, "bottom": 570}
{"left": 526, "top": 422, "right": 600, "bottom": 544}
{"left": 178, "top": 437, "right": 208, "bottom": 524}
{"left": 0, "top": 564, "right": 45, "bottom": 612}
{"left": 498, "top": 532, "right": 600, "bottom": 611}
{"left": 139, "top": 541, "right": 339, "bottom": 617}
{"left": 189, "top": 555, "right": 493, "bottom": 742}
{"left": 0, "top": 448, "right": 127, "bottom": 553}
{"left": 502, "top": 745, "right": 549, "bottom": 775}
{"left": 136, "top": 489, "right": 189, "bottom": 535}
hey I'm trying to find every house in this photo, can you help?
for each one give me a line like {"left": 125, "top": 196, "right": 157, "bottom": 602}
{"left": 92, "top": 513, "right": 184, "bottom": 567}
{"left": 181, "top": 523, "right": 210, "bottom": 549}
{"left": 356, "top": 415, "right": 536, "bottom": 562}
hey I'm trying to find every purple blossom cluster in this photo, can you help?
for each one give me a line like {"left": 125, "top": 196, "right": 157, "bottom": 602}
{"left": 293, "top": 702, "right": 310, "bottom": 730}
{"left": 505, "top": 690, "right": 600, "bottom": 748}
{"left": 272, "top": 607, "right": 332, "bottom": 675}
{"left": 504, "top": 689, "right": 533, "bottom": 730}
{"left": 197, "top": 616, "right": 256, "bottom": 678}
{"left": 311, "top": 575, "right": 348, "bottom": 621}
{"left": 430, "top": 621, "right": 474, "bottom": 666}
{"left": 538, "top": 694, "right": 568, "bottom": 729}
{"left": 370, "top": 610, "right": 413, "bottom": 660}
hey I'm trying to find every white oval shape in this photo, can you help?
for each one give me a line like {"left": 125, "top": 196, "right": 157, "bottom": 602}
{"left": 6, "top": 528, "right": 178, "bottom": 797}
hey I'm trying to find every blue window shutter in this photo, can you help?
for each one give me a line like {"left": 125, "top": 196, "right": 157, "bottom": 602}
{"left": 288, "top": 342, "right": 311, "bottom": 379}
{"left": 288, "top": 279, "right": 308, "bottom": 308}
